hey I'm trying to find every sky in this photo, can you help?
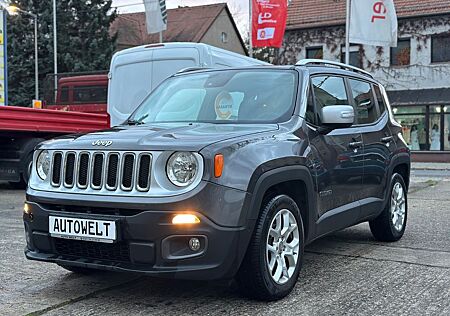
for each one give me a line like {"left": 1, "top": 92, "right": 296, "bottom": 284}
{"left": 112, "top": 0, "right": 250, "bottom": 35}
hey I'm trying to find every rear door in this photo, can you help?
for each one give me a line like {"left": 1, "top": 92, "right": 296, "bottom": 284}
{"left": 347, "top": 79, "right": 395, "bottom": 217}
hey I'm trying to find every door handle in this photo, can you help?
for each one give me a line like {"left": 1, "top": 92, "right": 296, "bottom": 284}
{"left": 381, "top": 136, "right": 394, "bottom": 143}
{"left": 348, "top": 141, "right": 363, "bottom": 149}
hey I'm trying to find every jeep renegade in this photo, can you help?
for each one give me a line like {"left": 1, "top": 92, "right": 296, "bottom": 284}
{"left": 24, "top": 60, "right": 410, "bottom": 301}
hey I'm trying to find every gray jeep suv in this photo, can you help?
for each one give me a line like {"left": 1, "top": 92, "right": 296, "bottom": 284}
{"left": 24, "top": 60, "right": 410, "bottom": 301}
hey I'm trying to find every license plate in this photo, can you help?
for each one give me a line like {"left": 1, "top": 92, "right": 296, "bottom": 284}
{"left": 49, "top": 216, "right": 117, "bottom": 243}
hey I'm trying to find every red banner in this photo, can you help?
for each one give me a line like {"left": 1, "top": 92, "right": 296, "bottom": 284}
{"left": 252, "top": 0, "right": 288, "bottom": 48}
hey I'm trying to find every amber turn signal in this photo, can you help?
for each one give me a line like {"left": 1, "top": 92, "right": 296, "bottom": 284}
{"left": 172, "top": 214, "right": 200, "bottom": 225}
{"left": 214, "top": 154, "right": 224, "bottom": 178}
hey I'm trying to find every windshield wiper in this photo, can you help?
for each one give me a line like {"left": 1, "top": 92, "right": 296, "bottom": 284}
{"left": 126, "top": 114, "right": 149, "bottom": 125}
{"left": 126, "top": 118, "right": 144, "bottom": 125}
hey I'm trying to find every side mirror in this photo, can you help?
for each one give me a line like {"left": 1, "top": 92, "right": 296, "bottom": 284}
{"left": 320, "top": 105, "right": 354, "bottom": 132}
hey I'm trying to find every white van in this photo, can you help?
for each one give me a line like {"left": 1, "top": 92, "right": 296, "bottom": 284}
{"left": 107, "top": 42, "right": 269, "bottom": 126}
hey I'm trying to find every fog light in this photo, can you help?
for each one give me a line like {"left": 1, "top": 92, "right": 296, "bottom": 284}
{"left": 189, "top": 237, "right": 201, "bottom": 251}
{"left": 172, "top": 214, "right": 200, "bottom": 225}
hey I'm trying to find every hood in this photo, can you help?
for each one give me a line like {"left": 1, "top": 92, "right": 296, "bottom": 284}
{"left": 39, "top": 122, "right": 279, "bottom": 151}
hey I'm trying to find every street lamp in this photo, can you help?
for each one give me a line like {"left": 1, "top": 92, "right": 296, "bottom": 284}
{"left": 5, "top": 5, "right": 39, "bottom": 101}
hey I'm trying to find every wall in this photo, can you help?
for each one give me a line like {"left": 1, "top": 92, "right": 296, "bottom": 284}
{"left": 200, "top": 10, "right": 246, "bottom": 55}
{"left": 277, "top": 15, "right": 450, "bottom": 92}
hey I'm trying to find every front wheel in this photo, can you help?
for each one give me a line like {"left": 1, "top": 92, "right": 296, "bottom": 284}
{"left": 237, "top": 195, "right": 304, "bottom": 301}
{"left": 369, "top": 173, "right": 408, "bottom": 242}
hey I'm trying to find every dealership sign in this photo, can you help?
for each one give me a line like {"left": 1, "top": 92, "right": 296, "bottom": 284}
{"left": 252, "top": 0, "right": 287, "bottom": 48}
{"left": 349, "top": 0, "right": 398, "bottom": 47}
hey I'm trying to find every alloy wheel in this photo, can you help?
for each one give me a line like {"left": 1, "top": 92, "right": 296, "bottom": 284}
{"left": 266, "top": 208, "right": 300, "bottom": 285}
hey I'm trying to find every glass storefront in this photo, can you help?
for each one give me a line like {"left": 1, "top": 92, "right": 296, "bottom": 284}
{"left": 393, "top": 105, "right": 450, "bottom": 152}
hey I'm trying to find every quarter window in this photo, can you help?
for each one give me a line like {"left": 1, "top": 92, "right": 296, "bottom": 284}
{"left": 311, "top": 76, "right": 350, "bottom": 125}
{"left": 374, "top": 85, "right": 386, "bottom": 115}
{"left": 349, "top": 79, "right": 377, "bottom": 125}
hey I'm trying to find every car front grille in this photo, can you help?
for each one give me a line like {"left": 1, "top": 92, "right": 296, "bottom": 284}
{"left": 51, "top": 151, "right": 152, "bottom": 192}
{"left": 54, "top": 238, "right": 130, "bottom": 262}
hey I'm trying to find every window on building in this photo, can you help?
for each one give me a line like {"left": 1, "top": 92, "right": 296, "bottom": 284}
{"left": 311, "top": 76, "right": 350, "bottom": 125}
{"left": 221, "top": 32, "right": 228, "bottom": 43}
{"left": 392, "top": 106, "right": 427, "bottom": 151}
{"left": 341, "top": 45, "right": 362, "bottom": 68}
{"left": 349, "top": 79, "right": 377, "bottom": 125}
{"left": 432, "top": 34, "right": 450, "bottom": 63}
{"left": 306, "top": 46, "right": 323, "bottom": 59}
{"left": 391, "top": 38, "right": 410, "bottom": 66}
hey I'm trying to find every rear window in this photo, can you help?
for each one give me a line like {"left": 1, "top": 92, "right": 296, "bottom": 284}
{"left": 73, "top": 86, "right": 107, "bottom": 103}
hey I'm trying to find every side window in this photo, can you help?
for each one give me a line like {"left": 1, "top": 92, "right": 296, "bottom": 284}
{"left": 373, "top": 84, "right": 387, "bottom": 115}
{"left": 311, "top": 76, "right": 350, "bottom": 125}
{"left": 349, "top": 79, "right": 377, "bottom": 125}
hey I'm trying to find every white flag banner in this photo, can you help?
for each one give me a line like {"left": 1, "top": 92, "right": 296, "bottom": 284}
{"left": 349, "top": 0, "right": 398, "bottom": 47}
{"left": 143, "top": 0, "right": 167, "bottom": 34}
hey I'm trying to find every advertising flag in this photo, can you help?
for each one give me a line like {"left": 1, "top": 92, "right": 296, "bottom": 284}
{"left": 143, "top": 0, "right": 167, "bottom": 34}
{"left": 252, "top": 0, "right": 288, "bottom": 48}
{"left": 349, "top": 0, "right": 398, "bottom": 47}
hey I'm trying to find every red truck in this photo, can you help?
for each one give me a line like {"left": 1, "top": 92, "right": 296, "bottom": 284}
{"left": 0, "top": 74, "right": 109, "bottom": 186}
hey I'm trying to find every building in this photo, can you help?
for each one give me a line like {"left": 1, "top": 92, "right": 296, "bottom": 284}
{"left": 110, "top": 3, "right": 247, "bottom": 55}
{"left": 278, "top": 0, "right": 450, "bottom": 161}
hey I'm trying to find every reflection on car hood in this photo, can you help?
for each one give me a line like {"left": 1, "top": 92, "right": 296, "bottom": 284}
{"left": 39, "top": 122, "right": 280, "bottom": 151}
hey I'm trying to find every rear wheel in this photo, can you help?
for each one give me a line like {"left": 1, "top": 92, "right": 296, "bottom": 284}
{"left": 237, "top": 195, "right": 304, "bottom": 301}
{"left": 369, "top": 173, "right": 407, "bottom": 242}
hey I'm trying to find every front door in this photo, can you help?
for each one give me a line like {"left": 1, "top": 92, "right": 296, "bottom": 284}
{"left": 306, "top": 75, "right": 364, "bottom": 226}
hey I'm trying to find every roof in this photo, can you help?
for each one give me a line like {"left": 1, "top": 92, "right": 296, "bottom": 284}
{"left": 110, "top": 3, "right": 245, "bottom": 49}
{"left": 287, "top": 0, "right": 450, "bottom": 30}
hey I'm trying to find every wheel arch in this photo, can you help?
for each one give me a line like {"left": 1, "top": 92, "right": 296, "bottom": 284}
{"left": 246, "top": 164, "right": 317, "bottom": 243}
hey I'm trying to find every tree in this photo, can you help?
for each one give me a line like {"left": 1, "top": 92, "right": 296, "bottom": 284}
{"left": 6, "top": 0, "right": 116, "bottom": 106}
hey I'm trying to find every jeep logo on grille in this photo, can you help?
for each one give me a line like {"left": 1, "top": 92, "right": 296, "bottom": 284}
{"left": 92, "top": 140, "right": 113, "bottom": 147}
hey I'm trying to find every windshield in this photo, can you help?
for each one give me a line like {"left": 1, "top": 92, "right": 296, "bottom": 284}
{"left": 128, "top": 69, "right": 297, "bottom": 124}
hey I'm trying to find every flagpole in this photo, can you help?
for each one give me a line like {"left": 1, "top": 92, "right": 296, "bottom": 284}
{"left": 249, "top": 0, "right": 253, "bottom": 57}
{"left": 345, "top": 0, "right": 351, "bottom": 64}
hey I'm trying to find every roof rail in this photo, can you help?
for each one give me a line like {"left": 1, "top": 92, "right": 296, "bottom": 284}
{"left": 177, "top": 67, "right": 211, "bottom": 74}
{"left": 296, "top": 59, "right": 373, "bottom": 79}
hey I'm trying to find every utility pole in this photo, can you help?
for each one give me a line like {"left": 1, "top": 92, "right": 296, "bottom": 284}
{"left": 53, "top": 0, "right": 57, "bottom": 99}
{"left": 248, "top": 0, "right": 253, "bottom": 57}
{"left": 345, "top": 0, "right": 351, "bottom": 64}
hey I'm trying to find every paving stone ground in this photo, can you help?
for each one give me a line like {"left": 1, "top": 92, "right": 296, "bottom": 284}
{"left": 0, "top": 174, "right": 449, "bottom": 316}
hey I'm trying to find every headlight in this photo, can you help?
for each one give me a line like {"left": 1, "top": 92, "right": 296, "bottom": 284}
{"left": 166, "top": 152, "right": 198, "bottom": 187}
{"left": 36, "top": 150, "right": 51, "bottom": 180}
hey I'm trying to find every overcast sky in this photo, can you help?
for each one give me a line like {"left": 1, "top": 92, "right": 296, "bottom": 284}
{"left": 112, "top": 0, "right": 250, "bottom": 35}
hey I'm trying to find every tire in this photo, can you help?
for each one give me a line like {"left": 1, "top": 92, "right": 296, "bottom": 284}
{"left": 21, "top": 153, "right": 33, "bottom": 184}
{"left": 369, "top": 173, "right": 407, "bottom": 242}
{"left": 237, "top": 195, "right": 304, "bottom": 301}
{"left": 9, "top": 153, "right": 33, "bottom": 189}
{"left": 58, "top": 264, "right": 98, "bottom": 275}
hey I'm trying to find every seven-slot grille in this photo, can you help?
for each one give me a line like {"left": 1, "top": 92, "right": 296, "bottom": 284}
{"left": 51, "top": 151, "right": 152, "bottom": 192}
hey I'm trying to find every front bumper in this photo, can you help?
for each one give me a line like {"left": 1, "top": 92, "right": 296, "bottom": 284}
{"left": 24, "top": 183, "right": 254, "bottom": 280}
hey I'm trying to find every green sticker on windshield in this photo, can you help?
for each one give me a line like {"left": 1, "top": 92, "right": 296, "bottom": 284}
{"left": 214, "top": 91, "right": 233, "bottom": 120}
